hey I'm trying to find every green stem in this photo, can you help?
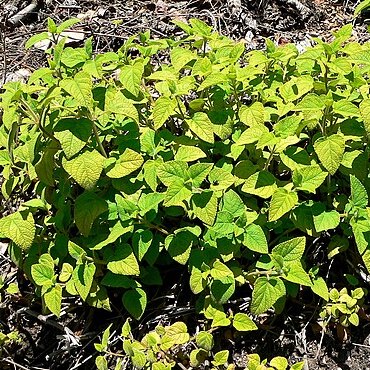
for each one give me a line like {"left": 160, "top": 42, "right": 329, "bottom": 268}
{"left": 91, "top": 121, "right": 108, "bottom": 158}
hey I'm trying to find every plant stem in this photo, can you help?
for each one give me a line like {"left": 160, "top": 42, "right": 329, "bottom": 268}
{"left": 92, "top": 121, "right": 108, "bottom": 158}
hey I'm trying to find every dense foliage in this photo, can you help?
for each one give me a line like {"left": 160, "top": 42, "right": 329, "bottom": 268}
{"left": 0, "top": 17, "right": 369, "bottom": 368}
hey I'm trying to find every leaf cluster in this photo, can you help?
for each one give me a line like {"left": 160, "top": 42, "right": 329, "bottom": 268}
{"left": 0, "top": 19, "right": 369, "bottom": 340}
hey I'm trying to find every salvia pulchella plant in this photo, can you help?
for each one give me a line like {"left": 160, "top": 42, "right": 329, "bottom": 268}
{"left": 0, "top": 17, "right": 369, "bottom": 368}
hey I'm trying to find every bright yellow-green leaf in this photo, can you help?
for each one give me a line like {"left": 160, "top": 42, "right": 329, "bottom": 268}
{"left": 191, "top": 191, "right": 218, "bottom": 225}
{"left": 242, "top": 171, "right": 277, "bottom": 199}
{"left": 293, "top": 165, "right": 328, "bottom": 193}
{"left": 269, "top": 188, "right": 298, "bottom": 222}
{"left": 62, "top": 150, "right": 105, "bottom": 190}
{"left": 106, "top": 149, "right": 144, "bottom": 178}
{"left": 107, "top": 244, "right": 140, "bottom": 276}
{"left": 0, "top": 211, "right": 35, "bottom": 250}
{"left": 72, "top": 261, "right": 96, "bottom": 300}
{"left": 153, "top": 96, "right": 177, "bottom": 129}
{"left": 313, "top": 134, "right": 345, "bottom": 175}
{"left": 196, "top": 331, "right": 214, "bottom": 351}
{"left": 239, "top": 102, "right": 264, "bottom": 126}
{"left": 174, "top": 146, "right": 206, "bottom": 162}
{"left": 44, "top": 284, "right": 62, "bottom": 317}
{"left": 105, "top": 89, "right": 139, "bottom": 123}
{"left": 187, "top": 112, "right": 214, "bottom": 143}
{"left": 233, "top": 313, "right": 258, "bottom": 331}
{"left": 60, "top": 71, "right": 93, "bottom": 108}
{"left": 250, "top": 277, "right": 286, "bottom": 315}
{"left": 54, "top": 118, "right": 92, "bottom": 159}
{"left": 119, "top": 62, "right": 143, "bottom": 96}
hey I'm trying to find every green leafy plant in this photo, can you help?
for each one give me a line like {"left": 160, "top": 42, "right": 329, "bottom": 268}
{"left": 0, "top": 275, "right": 22, "bottom": 356}
{"left": 246, "top": 354, "right": 303, "bottom": 370}
{"left": 0, "top": 18, "right": 369, "bottom": 345}
{"left": 94, "top": 320, "right": 304, "bottom": 369}
{"left": 319, "top": 287, "right": 367, "bottom": 331}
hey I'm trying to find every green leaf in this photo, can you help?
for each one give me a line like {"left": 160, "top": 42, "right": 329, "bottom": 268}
{"left": 44, "top": 284, "right": 62, "bottom": 317}
{"left": 351, "top": 218, "right": 370, "bottom": 254}
{"left": 25, "top": 32, "right": 50, "bottom": 49}
{"left": 56, "top": 18, "right": 80, "bottom": 33}
{"left": 189, "top": 18, "right": 212, "bottom": 36}
{"left": 164, "top": 322, "right": 189, "bottom": 345}
{"left": 122, "top": 288, "right": 147, "bottom": 320}
{"left": 311, "top": 276, "right": 329, "bottom": 300}
{"left": 243, "top": 224, "right": 268, "bottom": 254}
{"left": 212, "top": 350, "right": 229, "bottom": 366}
{"left": 35, "top": 147, "right": 56, "bottom": 186}
{"left": 313, "top": 134, "right": 345, "bottom": 175}
{"left": 170, "top": 47, "right": 196, "bottom": 71}
{"left": 152, "top": 97, "right": 177, "bottom": 129}
{"left": 143, "top": 160, "right": 159, "bottom": 191}
{"left": 0, "top": 211, "right": 35, "bottom": 250}
{"left": 211, "top": 311, "right": 231, "bottom": 327}
{"left": 62, "top": 150, "right": 105, "bottom": 190}
{"left": 68, "top": 241, "right": 86, "bottom": 260}
{"left": 313, "top": 210, "right": 340, "bottom": 232}
{"left": 93, "top": 221, "right": 133, "bottom": 250}
{"left": 209, "top": 167, "right": 234, "bottom": 191}
{"left": 132, "top": 229, "right": 153, "bottom": 261}
{"left": 350, "top": 175, "right": 368, "bottom": 208}
{"left": 198, "top": 73, "right": 228, "bottom": 91}
{"left": 106, "top": 149, "right": 144, "bottom": 178}
{"left": 333, "top": 100, "right": 360, "bottom": 117}
{"left": 74, "top": 191, "right": 107, "bottom": 237}
{"left": 61, "top": 48, "right": 89, "bottom": 68}
{"left": 241, "top": 171, "right": 277, "bottom": 199}
{"left": 187, "top": 112, "right": 214, "bottom": 143}
{"left": 174, "top": 146, "right": 206, "bottom": 162}
{"left": 165, "top": 230, "right": 196, "bottom": 265}
{"left": 190, "top": 349, "right": 208, "bottom": 368}
{"left": 196, "top": 331, "right": 214, "bottom": 351}
{"left": 189, "top": 267, "right": 206, "bottom": 294}
{"left": 270, "top": 357, "right": 288, "bottom": 370}
{"left": 54, "top": 118, "right": 92, "bottom": 159}
{"left": 269, "top": 188, "right": 298, "bottom": 222}
{"left": 211, "top": 211, "right": 234, "bottom": 235}
{"left": 355, "top": 0, "right": 370, "bottom": 15}
{"left": 283, "top": 262, "right": 312, "bottom": 286}
{"left": 250, "top": 277, "right": 286, "bottom": 315}
{"left": 164, "top": 180, "right": 192, "bottom": 207}
{"left": 119, "top": 63, "right": 143, "bottom": 96}
{"left": 157, "top": 161, "right": 189, "bottom": 186}
{"left": 31, "top": 264, "right": 54, "bottom": 286}
{"left": 189, "top": 163, "right": 213, "bottom": 187}
{"left": 294, "top": 93, "right": 325, "bottom": 111}
{"left": 191, "top": 191, "right": 218, "bottom": 225}
{"left": 107, "top": 244, "right": 140, "bottom": 275}
{"left": 293, "top": 165, "right": 328, "bottom": 193}
{"left": 359, "top": 99, "right": 370, "bottom": 136}
{"left": 73, "top": 261, "right": 96, "bottom": 300}
{"left": 239, "top": 102, "right": 264, "bottom": 126}
{"left": 210, "top": 261, "right": 235, "bottom": 304}
{"left": 222, "top": 189, "right": 245, "bottom": 217}
{"left": 233, "top": 313, "right": 258, "bottom": 331}
{"left": 95, "top": 356, "right": 108, "bottom": 370}
{"left": 60, "top": 71, "right": 93, "bottom": 108}
{"left": 105, "top": 90, "right": 139, "bottom": 122}
{"left": 272, "top": 237, "right": 306, "bottom": 262}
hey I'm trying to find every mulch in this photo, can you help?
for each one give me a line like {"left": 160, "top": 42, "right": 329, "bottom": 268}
{"left": 1, "top": 0, "right": 370, "bottom": 369}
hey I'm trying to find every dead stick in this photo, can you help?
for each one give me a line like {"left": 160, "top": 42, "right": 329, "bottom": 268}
{"left": 8, "top": 1, "right": 39, "bottom": 27}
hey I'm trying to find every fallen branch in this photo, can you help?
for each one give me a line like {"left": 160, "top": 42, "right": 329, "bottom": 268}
{"left": 8, "top": 1, "right": 39, "bottom": 27}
